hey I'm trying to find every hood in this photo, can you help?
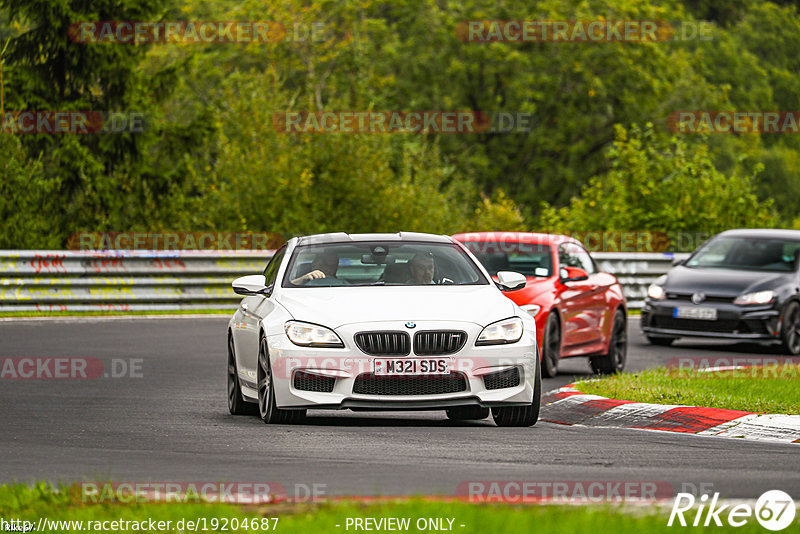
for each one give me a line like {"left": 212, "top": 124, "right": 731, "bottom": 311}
{"left": 501, "top": 277, "right": 554, "bottom": 306}
{"left": 663, "top": 266, "right": 792, "bottom": 297}
{"left": 276, "top": 285, "right": 516, "bottom": 328}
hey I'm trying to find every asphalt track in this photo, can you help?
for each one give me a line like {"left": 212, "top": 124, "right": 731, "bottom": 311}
{"left": 0, "top": 317, "right": 798, "bottom": 499}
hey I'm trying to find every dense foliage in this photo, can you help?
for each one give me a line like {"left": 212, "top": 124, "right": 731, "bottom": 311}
{"left": 0, "top": 0, "right": 794, "bottom": 249}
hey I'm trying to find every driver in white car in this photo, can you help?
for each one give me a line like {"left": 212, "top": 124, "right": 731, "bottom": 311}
{"left": 406, "top": 252, "right": 435, "bottom": 285}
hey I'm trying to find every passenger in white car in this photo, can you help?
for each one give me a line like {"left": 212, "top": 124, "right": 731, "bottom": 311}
{"left": 291, "top": 252, "right": 340, "bottom": 284}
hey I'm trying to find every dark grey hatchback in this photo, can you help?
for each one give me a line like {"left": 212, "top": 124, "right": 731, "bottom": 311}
{"left": 641, "top": 229, "right": 800, "bottom": 354}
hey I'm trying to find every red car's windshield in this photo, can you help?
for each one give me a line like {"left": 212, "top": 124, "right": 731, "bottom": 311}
{"left": 460, "top": 241, "right": 553, "bottom": 277}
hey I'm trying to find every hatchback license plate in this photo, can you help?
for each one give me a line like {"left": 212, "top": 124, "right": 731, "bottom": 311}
{"left": 674, "top": 307, "right": 717, "bottom": 320}
{"left": 374, "top": 359, "right": 450, "bottom": 375}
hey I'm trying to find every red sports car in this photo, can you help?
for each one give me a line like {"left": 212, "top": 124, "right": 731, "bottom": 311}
{"left": 453, "top": 232, "right": 628, "bottom": 377}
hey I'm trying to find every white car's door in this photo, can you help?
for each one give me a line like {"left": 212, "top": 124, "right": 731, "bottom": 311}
{"left": 233, "top": 246, "right": 286, "bottom": 382}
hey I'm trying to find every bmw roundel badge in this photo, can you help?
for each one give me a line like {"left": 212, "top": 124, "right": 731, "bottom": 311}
{"left": 405, "top": 322, "right": 416, "bottom": 329}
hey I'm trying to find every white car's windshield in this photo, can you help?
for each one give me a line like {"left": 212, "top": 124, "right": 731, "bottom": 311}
{"left": 686, "top": 236, "right": 800, "bottom": 272}
{"left": 283, "top": 242, "right": 489, "bottom": 287}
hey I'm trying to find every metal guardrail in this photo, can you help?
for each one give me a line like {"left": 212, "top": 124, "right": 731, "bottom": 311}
{"left": 0, "top": 250, "right": 688, "bottom": 312}
{"left": 592, "top": 252, "right": 689, "bottom": 308}
{"left": 0, "top": 250, "right": 272, "bottom": 312}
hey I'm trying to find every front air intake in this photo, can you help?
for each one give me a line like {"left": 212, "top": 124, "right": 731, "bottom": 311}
{"left": 352, "top": 372, "right": 468, "bottom": 396}
{"left": 483, "top": 368, "right": 521, "bottom": 390}
{"left": 293, "top": 371, "right": 336, "bottom": 393}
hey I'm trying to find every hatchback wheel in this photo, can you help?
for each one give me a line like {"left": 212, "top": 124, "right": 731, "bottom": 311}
{"left": 781, "top": 301, "right": 800, "bottom": 355}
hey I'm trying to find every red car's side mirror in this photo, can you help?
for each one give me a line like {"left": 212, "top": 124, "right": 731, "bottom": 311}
{"left": 560, "top": 266, "right": 589, "bottom": 282}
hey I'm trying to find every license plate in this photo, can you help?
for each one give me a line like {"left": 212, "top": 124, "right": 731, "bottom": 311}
{"left": 673, "top": 306, "right": 717, "bottom": 320}
{"left": 373, "top": 358, "right": 450, "bottom": 375}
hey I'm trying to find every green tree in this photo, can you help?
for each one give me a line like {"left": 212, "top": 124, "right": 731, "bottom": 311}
{"left": 0, "top": 135, "right": 55, "bottom": 248}
{"left": 0, "top": 0, "right": 217, "bottom": 245}
{"left": 2, "top": 0, "right": 798, "bottom": 249}
{"left": 187, "top": 70, "right": 475, "bottom": 235}
{"left": 538, "top": 124, "right": 778, "bottom": 233}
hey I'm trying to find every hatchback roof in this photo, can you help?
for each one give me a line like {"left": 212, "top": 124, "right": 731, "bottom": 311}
{"left": 718, "top": 228, "right": 800, "bottom": 240}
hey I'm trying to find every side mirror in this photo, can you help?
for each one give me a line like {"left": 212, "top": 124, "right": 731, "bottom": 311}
{"left": 232, "top": 274, "right": 269, "bottom": 296}
{"left": 496, "top": 271, "right": 526, "bottom": 292}
{"left": 560, "top": 266, "right": 589, "bottom": 282}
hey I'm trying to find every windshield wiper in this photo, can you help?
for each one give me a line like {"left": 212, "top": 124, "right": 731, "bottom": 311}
{"left": 348, "top": 281, "right": 386, "bottom": 286}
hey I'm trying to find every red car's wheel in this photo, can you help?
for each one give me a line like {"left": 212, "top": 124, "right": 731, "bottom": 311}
{"left": 590, "top": 310, "right": 627, "bottom": 374}
{"left": 540, "top": 312, "right": 560, "bottom": 378}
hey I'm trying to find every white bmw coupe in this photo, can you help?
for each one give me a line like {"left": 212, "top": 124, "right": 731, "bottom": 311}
{"left": 227, "top": 232, "right": 541, "bottom": 426}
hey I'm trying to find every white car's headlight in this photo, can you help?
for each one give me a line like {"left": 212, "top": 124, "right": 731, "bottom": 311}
{"left": 520, "top": 304, "right": 541, "bottom": 317}
{"left": 733, "top": 290, "right": 776, "bottom": 306}
{"left": 476, "top": 317, "right": 524, "bottom": 346}
{"left": 284, "top": 321, "right": 344, "bottom": 348}
{"left": 647, "top": 284, "right": 666, "bottom": 300}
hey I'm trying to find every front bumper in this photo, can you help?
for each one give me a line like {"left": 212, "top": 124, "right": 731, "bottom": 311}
{"left": 265, "top": 320, "right": 537, "bottom": 410}
{"left": 641, "top": 299, "right": 781, "bottom": 340}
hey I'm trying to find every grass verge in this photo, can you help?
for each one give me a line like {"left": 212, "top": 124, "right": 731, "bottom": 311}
{"left": 574, "top": 365, "right": 800, "bottom": 414}
{"left": 0, "top": 483, "right": 773, "bottom": 534}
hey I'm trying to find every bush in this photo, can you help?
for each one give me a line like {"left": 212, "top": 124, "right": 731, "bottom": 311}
{"left": 538, "top": 124, "right": 778, "bottom": 234}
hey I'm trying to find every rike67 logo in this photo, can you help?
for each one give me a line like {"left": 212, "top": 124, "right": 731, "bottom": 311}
{"left": 669, "top": 490, "right": 796, "bottom": 531}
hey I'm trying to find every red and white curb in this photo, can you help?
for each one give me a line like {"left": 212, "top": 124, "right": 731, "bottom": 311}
{"left": 541, "top": 385, "right": 800, "bottom": 444}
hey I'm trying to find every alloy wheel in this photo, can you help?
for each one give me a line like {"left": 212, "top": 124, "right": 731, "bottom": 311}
{"left": 610, "top": 313, "right": 628, "bottom": 371}
{"left": 227, "top": 336, "right": 238, "bottom": 410}
{"left": 541, "top": 314, "right": 560, "bottom": 378}
{"left": 257, "top": 341, "right": 271, "bottom": 420}
{"left": 785, "top": 303, "right": 800, "bottom": 354}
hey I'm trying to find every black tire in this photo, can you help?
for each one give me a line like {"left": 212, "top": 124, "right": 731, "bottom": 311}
{"left": 540, "top": 312, "right": 560, "bottom": 378}
{"left": 228, "top": 333, "right": 257, "bottom": 415}
{"left": 647, "top": 336, "right": 675, "bottom": 346}
{"left": 780, "top": 301, "right": 800, "bottom": 355}
{"left": 492, "top": 353, "right": 541, "bottom": 427}
{"left": 446, "top": 406, "right": 490, "bottom": 421}
{"left": 591, "top": 310, "right": 628, "bottom": 374}
{"left": 257, "top": 335, "right": 306, "bottom": 424}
